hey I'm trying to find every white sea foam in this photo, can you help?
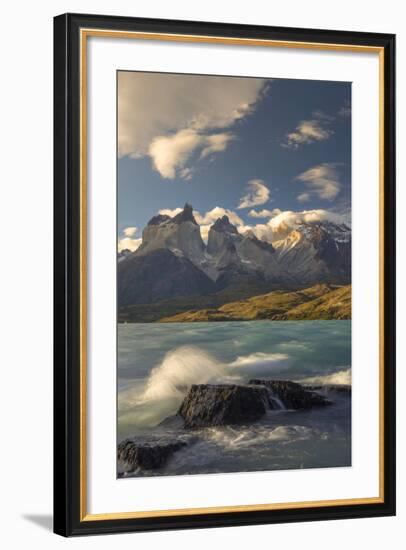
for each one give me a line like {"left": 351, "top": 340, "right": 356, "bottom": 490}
{"left": 140, "top": 345, "right": 227, "bottom": 403}
{"left": 119, "top": 348, "right": 352, "bottom": 435}
{"left": 205, "top": 425, "right": 315, "bottom": 449}
{"left": 267, "top": 425, "right": 315, "bottom": 441}
{"left": 298, "top": 368, "right": 351, "bottom": 386}
{"left": 118, "top": 346, "right": 295, "bottom": 430}
{"left": 119, "top": 347, "right": 350, "bottom": 433}
{"left": 140, "top": 347, "right": 291, "bottom": 405}
{"left": 118, "top": 346, "right": 229, "bottom": 431}
{"left": 230, "top": 352, "right": 290, "bottom": 370}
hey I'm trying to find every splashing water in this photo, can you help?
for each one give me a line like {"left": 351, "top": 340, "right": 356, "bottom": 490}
{"left": 119, "top": 344, "right": 295, "bottom": 431}
{"left": 299, "top": 368, "right": 351, "bottom": 386}
{"left": 118, "top": 321, "right": 351, "bottom": 437}
{"left": 117, "top": 321, "right": 351, "bottom": 474}
{"left": 230, "top": 352, "right": 290, "bottom": 369}
{"left": 140, "top": 345, "right": 226, "bottom": 403}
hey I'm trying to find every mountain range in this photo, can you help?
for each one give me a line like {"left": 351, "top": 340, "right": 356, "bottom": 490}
{"left": 118, "top": 203, "right": 351, "bottom": 321}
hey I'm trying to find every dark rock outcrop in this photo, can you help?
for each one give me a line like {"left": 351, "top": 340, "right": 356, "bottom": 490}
{"left": 147, "top": 214, "right": 171, "bottom": 226}
{"left": 211, "top": 215, "right": 239, "bottom": 235}
{"left": 117, "top": 436, "right": 188, "bottom": 472}
{"left": 248, "top": 379, "right": 331, "bottom": 409}
{"left": 172, "top": 203, "right": 198, "bottom": 225}
{"left": 117, "top": 248, "right": 133, "bottom": 263}
{"left": 179, "top": 384, "right": 271, "bottom": 428}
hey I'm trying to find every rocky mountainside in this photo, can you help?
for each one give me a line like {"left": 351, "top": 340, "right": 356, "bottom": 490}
{"left": 135, "top": 203, "right": 206, "bottom": 266}
{"left": 118, "top": 203, "right": 351, "bottom": 311}
{"left": 118, "top": 248, "right": 215, "bottom": 307}
{"left": 272, "top": 222, "right": 350, "bottom": 284}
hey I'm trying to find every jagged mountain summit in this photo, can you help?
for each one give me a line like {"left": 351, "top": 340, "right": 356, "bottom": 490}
{"left": 272, "top": 221, "right": 351, "bottom": 284}
{"left": 118, "top": 203, "right": 351, "bottom": 308}
{"left": 136, "top": 203, "right": 205, "bottom": 264}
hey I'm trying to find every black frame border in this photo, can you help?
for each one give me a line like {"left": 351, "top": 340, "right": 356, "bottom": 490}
{"left": 54, "top": 12, "right": 396, "bottom": 537}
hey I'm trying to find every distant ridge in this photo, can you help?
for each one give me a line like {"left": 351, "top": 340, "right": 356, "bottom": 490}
{"left": 157, "top": 283, "right": 351, "bottom": 322}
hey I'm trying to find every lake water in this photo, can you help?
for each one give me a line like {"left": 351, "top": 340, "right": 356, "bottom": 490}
{"left": 118, "top": 320, "right": 351, "bottom": 476}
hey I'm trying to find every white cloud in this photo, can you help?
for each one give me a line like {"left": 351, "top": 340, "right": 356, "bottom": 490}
{"left": 269, "top": 209, "right": 346, "bottom": 230}
{"left": 238, "top": 179, "right": 270, "bottom": 209}
{"left": 118, "top": 71, "right": 268, "bottom": 176}
{"left": 338, "top": 102, "right": 351, "bottom": 117}
{"left": 248, "top": 208, "right": 281, "bottom": 219}
{"left": 118, "top": 227, "right": 141, "bottom": 252}
{"left": 123, "top": 226, "right": 137, "bottom": 237}
{"left": 158, "top": 207, "right": 183, "bottom": 218}
{"left": 179, "top": 168, "right": 193, "bottom": 180}
{"left": 296, "top": 192, "right": 310, "bottom": 203}
{"left": 158, "top": 206, "right": 244, "bottom": 242}
{"left": 118, "top": 236, "right": 142, "bottom": 252}
{"left": 199, "top": 224, "right": 212, "bottom": 244}
{"left": 295, "top": 163, "right": 341, "bottom": 201}
{"left": 312, "top": 110, "right": 335, "bottom": 122}
{"left": 200, "top": 133, "right": 235, "bottom": 159}
{"left": 159, "top": 206, "right": 244, "bottom": 227}
{"left": 282, "top": 118, "right": 332, "bottom": 149}
{"left": 148, "top": 129, "right": 201, "bottom": 179}
{"left": 194, "top": 207, "right": 244, "bottom": 227}
{"left": 149, "top": 129, "right": 234, "bottom": 179}
{"left": 239, "top": 208, "right": 347, "bottom": 243}
{"left": 238, "top": 223, "right": 274, "bottom": 242}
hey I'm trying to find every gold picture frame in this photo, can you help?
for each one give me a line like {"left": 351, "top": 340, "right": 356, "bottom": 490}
{"left": 54, "top": 13, "right": 396, "bottom": 536}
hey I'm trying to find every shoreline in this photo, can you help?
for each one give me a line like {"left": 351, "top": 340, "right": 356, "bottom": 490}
{"left": 118, "top": 283, "right": 351, "bottom": 323}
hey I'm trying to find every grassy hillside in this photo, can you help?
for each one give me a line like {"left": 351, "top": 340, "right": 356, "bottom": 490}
{"left": 158, "top": 284, "right": 351, "bottom": 322}
{"left": 118, "top": 282, "right": 293, "bottom": 323}
{"left": 278, "top": 285, "right": 351, "bottom": 320}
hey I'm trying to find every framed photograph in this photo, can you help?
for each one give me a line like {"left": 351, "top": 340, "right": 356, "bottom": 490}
{"left": 54, "top": 13, "right": 396, "bottom": 536}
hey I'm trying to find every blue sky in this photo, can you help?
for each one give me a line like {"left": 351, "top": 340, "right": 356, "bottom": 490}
{"left": 117, "top": 72, "right": 351, "bottom": 251}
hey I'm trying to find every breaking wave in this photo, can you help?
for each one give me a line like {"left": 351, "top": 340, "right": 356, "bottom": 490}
{"left": 140, "top": 347, "right": 292, "bottom": 405}
{"left": 118, "top": 346, "right": 294, "bottom": 431}
{"left": 230, "top": 352, "right": 290, "bottom": 369}
{"left": 140, "top": 345, "right": 226, "bottom": 403}
{"left": 298, "top": 368, "right": 351, "bottom": 386}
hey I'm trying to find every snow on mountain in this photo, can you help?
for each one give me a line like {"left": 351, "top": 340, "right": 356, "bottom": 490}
{"left": 118, "top": 204, "right": 351, "bottom": 306}
{"left": 273, "top": 221, "right": 351, "bottom": 283}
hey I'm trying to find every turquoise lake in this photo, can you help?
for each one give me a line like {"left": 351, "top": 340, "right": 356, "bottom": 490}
{"left": 118, "top": 320, "right": 351, "bottom": 476}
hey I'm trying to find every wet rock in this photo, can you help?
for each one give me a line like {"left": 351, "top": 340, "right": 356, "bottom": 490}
{"left": 157, "top": 414, "right": 184, "bottom": 429}
{"left": 117, "top": 436, "right": 188, "bottom": 472}
{"left": 248, "top": 379, "right": 332, "bottom": 409}
{"left": 179, "top": 384, "right": 271, "bottom": 428}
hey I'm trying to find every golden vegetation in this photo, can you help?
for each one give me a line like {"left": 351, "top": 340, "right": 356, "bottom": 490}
{"left": 158, "top": 284, "right": 351, "bottom": 322}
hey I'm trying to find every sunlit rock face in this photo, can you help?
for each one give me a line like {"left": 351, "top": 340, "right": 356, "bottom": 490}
{"left": 117, "top": 203, "right": 351, "bottom": 307}
{"left": 272, "top": 221, "right": 351, "bottom": 284}
{"left": 137, "top": 203, "right": 206, "bottom": 268}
